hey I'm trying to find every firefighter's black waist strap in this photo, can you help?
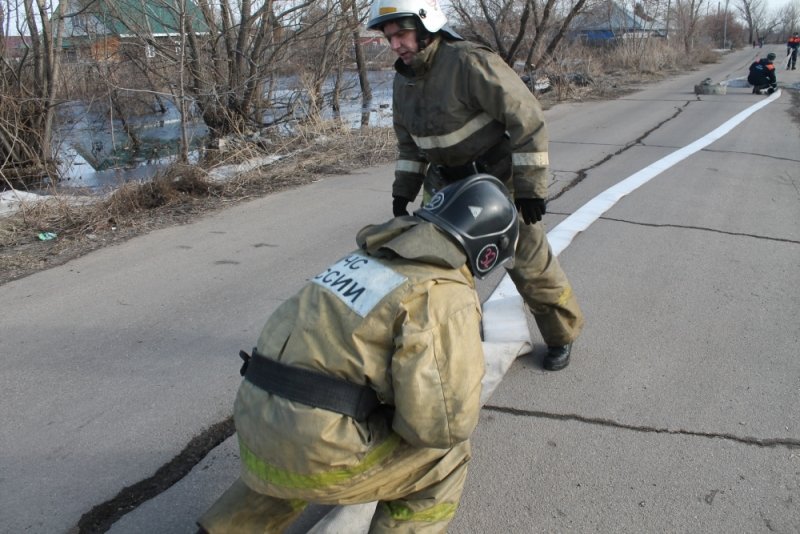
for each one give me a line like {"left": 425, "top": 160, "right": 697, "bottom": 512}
{"left": 239, "top": 349, "right": 380, "bottom": 421}
{"left": 436, "top": 137, "right": 510, "bottom": 182}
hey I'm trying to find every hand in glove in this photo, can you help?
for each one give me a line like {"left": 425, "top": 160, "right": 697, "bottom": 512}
{"left": 392, "top": 196, "right": 411, "bottom": 217}
{"left": 515, "top": 198, "right": 546, "bottom": 225}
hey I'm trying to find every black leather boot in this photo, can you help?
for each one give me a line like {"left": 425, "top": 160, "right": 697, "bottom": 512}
{"left": 543, "top": 343, "right": 572, "bottom": 371}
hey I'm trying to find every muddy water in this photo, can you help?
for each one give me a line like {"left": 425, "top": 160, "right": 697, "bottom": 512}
{"left": 55, "top": 70, "right": 395, "bottom": 191}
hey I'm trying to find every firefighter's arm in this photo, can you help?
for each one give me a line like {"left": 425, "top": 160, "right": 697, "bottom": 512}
{"left": 391, "top": 284, "right": 484, "bottom": 449}
{"left": 392, "top": 120, "right": 428, "bottom": 205}
{"left": 464, "top": 49, "right": 549, "bottom": 200}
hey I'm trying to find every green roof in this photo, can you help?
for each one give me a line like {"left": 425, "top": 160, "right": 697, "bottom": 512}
{"left": 61, "top": 0, "right": 209, "bottom": 37}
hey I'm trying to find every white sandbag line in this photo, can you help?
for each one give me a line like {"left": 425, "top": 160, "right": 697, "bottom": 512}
{"left": 309, "top": 90, "right": 781, "bottom": 533}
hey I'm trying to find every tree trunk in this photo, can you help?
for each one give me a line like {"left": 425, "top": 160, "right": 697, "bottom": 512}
{"left": 349, "top": 1, "right": 373, "bottom": 128}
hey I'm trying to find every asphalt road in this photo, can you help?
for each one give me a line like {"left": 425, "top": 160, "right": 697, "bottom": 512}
{"left": 1, "top": 47, "right": 798, "bottom": 533}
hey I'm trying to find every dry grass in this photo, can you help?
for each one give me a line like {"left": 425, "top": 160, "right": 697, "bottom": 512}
{"left": 531, "top": 39, "right": 711, "bottom": 107}
{"left": 0, "top": 124, "right": 397, "bottom": 285}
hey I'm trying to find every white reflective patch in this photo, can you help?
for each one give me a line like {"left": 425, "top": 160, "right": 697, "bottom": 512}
{"left": 396, "top": 160, "right": 427, "bottom": 174}
{"left": 468, "top": 206, "right": 483, "bottom": 218}
{"left": 312, "top": 254, "right": 407, "bottom": 317}
{"left": 512, "top": 152, "right": 549, "bottom": 167}
{"left": 411, "top": 113, "right": 494, "bottom": 149}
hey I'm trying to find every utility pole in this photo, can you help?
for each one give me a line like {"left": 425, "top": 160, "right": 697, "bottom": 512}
{"left": 722, "top": 0, "right": 730, "bottom": 50}
{"left": 722, "top": 0, "right": 730, "bottom": 49}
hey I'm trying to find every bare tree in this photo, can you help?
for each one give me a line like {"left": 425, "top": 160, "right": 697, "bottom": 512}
{"left": 0, "top": 0, "right": 64, "bottom": 187}
{"left": 736, "top": 0, "right": 781, "bottom": 43}
{"left": 67, "top": 0, "right": 337, "bottom": 140}
{"left": 185, "top": 0, "right": 319, "bottom": 138}
{"left": 672, "top": 0, "right": 705, "bottom": 51}
{"left": 345, "top": 0, "right": 372, "bottom": 128}
{"left": 293, "top": 2, "right": 352, "bottom": 122}
{"left": 775, "top": 1, "right": 799, "bottom": 40}
{"left": 449, "top": 0, "right": 589, "bottom": 70}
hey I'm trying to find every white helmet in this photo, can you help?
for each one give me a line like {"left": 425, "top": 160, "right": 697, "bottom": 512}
{"left": 366, "top": 0, "right": 448, "bottom": 33}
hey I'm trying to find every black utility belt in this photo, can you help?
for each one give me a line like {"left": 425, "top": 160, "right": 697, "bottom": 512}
{"left": 436, "top": 142, "right": 509, "bottom": 182}
{"left": 239, "top": 348, "right": 380, "bottom": 421}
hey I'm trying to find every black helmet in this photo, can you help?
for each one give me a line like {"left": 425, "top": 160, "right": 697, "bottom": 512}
{"left": 766, "top": 52, "right": 776, "bottom": 61}
{"left": 414, "top": 174, "right": 519, "bottom": 279}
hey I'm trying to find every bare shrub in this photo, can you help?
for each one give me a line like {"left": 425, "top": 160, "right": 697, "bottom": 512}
{"left": 0, "top": 70, "right": 56, "bottom": 189}
{"left": 288, "top": 122, "right": 396, "bottom": 171}
{"left": 586, "top": 38, "right": 686, "bottom": 73}
{"left": 103, "top": 164, "right": 220, "bottom": 214}
{"left": 0, "top": 194, "right": 87, "bottom": 245}
{"left": 536, "top": 57, "right": 599, "bottom": 101}
{"left": 693, "top": 45, "right": 722, "bottom": 64}
{"left": 0, "top": 122, "right": 397, "bottom": 284}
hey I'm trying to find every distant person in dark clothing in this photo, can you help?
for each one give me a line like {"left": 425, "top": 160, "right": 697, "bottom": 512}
{"left": 748, "top": 53, "right": 777, "bottom": 94}
{"left": 787, "top": 32, "right": 799, "bottom": 70}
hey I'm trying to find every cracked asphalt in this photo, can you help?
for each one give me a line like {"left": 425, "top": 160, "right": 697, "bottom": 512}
{"left": 2, "top": 47, "right": 798, "bottom": 533}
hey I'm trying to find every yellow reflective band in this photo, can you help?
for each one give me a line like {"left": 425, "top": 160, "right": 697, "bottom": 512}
{"left": 512, "top": 152, "right": 549, "bottom": 167}
{"left": 379, "top": 7, "right": 398, "bottom": 15}
{"left": 411, "top": 113, "right": 494, "bottom": 149}
{"left": 396, "top": 159, "right": 427, "bottom": 174}
{"left": 422, "top": 189, "right": 432, "bottom": 205}
{"left": 384, "top": 501, "right": 458, "bottom": 522}
{"left": 288, "top": 499, "right": 307, "bottom": 511}
{"left": 239, "top": 433, "right": 402, "bottom": 490}
{"left": 557, "top": 284, "right": 573, "bottom": 307}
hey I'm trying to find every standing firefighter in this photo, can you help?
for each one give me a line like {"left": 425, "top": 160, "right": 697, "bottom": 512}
{"left": 367, "top": 0, "right": 584, "bottom": 371}
{"left": 748, "top": 53, "right": 778, "bottom": 94}
{"left": 787, "top": 32, "right": 799, "bottom": 70}
{"left": 198, "top": 175, "right": 519, "bottom": 533}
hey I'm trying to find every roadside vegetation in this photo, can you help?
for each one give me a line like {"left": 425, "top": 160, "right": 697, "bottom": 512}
{"left": 1, "top": 0, "right": 798, "bottom": 285}
{"left": 0, "top": 122, "right": 396, "bottom": 283}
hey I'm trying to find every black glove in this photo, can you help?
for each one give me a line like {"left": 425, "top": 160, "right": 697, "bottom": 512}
{"left": 392, "top": 196, "right": 411, "bottom": 217}
{"left": 515, "top": 198, "right": 546, "bottom": 225}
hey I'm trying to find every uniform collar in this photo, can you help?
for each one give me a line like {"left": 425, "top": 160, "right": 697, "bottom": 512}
{"left": 356, "top": 217, "right": 468, "bottom": 271}
{"left": 394, "top": 36, "right": 442, "bottom": 79}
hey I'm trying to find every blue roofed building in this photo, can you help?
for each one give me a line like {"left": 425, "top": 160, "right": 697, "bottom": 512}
{"left": 570, "top": 1, "right": 667, "bottom": 44}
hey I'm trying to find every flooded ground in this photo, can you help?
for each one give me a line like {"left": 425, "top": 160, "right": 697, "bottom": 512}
{"left": 55, "top": 69, "right": 395, "bottom": 191}
{"left": 49, "top": 70, "right": 797, "bottom": 193}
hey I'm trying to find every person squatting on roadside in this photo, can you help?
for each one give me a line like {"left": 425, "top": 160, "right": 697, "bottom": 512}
{"left": 367, "top": 0, "right": 584, "bottom": 371}
{"left": 197, "top": 175, "right": 520, "bottom": 533}
{"left": 748, "top": 52, "right": 778, "bottom": 94}
{"left": 787, "top": 32, "right": 799, "bottom": 70}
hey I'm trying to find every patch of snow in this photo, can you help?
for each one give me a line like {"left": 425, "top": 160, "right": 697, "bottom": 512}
{"left": 207, "top": 155, "right": 285, "bottom": 182}
{"left": 0, "top": 190, "right": 45, "bottom": 217}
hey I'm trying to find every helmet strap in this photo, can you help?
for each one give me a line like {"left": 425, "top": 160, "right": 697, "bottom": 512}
{"left": 411, "top": 17, "right": 432, "bottom": 50}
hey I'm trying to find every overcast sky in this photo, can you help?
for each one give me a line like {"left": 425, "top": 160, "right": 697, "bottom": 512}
{"left": 3, "top": 0, "right": 798, "bottom": 37}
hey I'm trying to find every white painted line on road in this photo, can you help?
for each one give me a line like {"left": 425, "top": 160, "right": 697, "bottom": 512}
{"left": 486, "top": 89, "right": 781, "bottom": 308}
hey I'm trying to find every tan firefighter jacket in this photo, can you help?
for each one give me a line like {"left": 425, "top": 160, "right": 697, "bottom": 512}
{"left": 234, "top": 217, "right": 485, "bottom": 500}
{"left": 392, "top": 37, "right": 550, "bottom": 202}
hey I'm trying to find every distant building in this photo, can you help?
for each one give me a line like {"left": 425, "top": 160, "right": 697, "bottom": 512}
{"left": 55, "top": 0, "right": 209, "bottom": 62}
{"left": 0, "top": 35, "right": 31, "bottom": 59}
{"left": 570, "top": 1, "right": 667, "bottom": 44}
{"left": 356, "top": 26, "right": 392, "bottom": 65}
